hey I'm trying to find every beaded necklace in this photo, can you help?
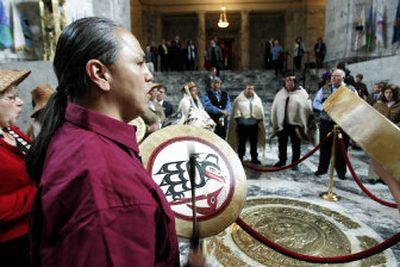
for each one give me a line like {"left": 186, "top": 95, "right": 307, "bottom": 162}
{"left": 2, "top": 127, "right": 31, "bottom": 154}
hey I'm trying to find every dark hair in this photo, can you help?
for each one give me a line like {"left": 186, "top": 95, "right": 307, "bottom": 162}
{"left": 284, "top": 71, "right": 295, "bottom": 78}
{"left": 26, "top": 17, "right": 121, "bottom": 267}
{"left": 284, "top": 71, "right": 298, "bottom": 81}
{"left": 356, "top": 74, "right": 363, "bottom": 80}
{"left": 158, "top": 85, "right": 167, "bottom": 93}
{"left": 336, "top": 62, "right": 346, "bottom": 71}
{"left": 380, "top": 85, "right": 399, "bottom": 102}
{"left": 26, "top": 17, "right": 121, "bottom": 183}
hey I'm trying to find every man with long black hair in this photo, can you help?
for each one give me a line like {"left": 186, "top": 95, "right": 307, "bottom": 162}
{"left": 26, "top": 17, "right": 184, "bottom": 267}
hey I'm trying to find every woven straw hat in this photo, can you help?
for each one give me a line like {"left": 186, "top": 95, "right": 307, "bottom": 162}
{"left": 0, "top": 70, "right": 31, "bottom": 93}
{"left": 31, "top": 84, "right": 55, "bottom": 117}
{"left": 146, "top": 82, "right": 161, "bottom": 93}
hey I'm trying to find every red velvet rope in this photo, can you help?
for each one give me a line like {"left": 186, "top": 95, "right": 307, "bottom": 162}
{"left": 236, "top": 217, "right": 400, "bottom": 263}
{"left": 338, "top": 138, "right": 398, "bottom": 208}
{"left": 243, "top": 132, "right": 332, "bottom": 172}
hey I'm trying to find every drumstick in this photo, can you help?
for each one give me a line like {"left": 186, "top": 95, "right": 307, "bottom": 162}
{"left": 188, "top": 144, "right": 200, "bottom": 251}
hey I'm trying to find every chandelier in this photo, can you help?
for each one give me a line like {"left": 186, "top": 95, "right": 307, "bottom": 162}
{"left": 217, "top": 6, "right": 229, "bottom": 28}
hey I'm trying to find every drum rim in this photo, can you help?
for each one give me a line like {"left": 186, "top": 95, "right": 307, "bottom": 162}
{"left": 140, "top": 125, "right": 248, "bottom": 238}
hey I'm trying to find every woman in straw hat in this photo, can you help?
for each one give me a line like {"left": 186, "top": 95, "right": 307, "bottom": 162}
{"left": 141, "top": 82, "right": 166, "bottom": 135}
{"left": 25, "top": 17, "right": 187, "bottom": 267}
{"left": 0, "top": 69, "right": 36, "bottom": 266}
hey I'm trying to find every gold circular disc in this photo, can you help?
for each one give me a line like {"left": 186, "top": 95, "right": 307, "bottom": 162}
{"left": 207, "top": 197, "right": 390, "bottom": 266}
{"left": 139, "top": 125, "right": 247, "bottom": 238}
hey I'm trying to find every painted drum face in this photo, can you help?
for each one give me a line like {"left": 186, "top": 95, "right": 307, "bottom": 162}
{"left": 140, "top": 125, "right": 247, "bottom": 238}
{"left": 148, "top": 137, "right": 234, "bottom": 221}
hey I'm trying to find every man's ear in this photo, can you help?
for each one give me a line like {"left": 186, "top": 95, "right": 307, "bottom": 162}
{"left": 86, "top": 59, "right": 111, "bottom": 92}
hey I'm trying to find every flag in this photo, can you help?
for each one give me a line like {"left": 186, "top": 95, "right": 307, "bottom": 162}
{"left": 375, "top": 1, "right": 385, "bottom": 47}
{"left": 0, "top": 0, "right": 12, "bottom": 49}
{"left": 393, "top": 0, "right": 400, "bottom": 44}
{"left": 20, "top": 11, "right": 33, "bottom": 52}
{"left": 367, "top": 5, "right": 374, "bottom": 50}
{"left": 11, "top": 2, "right": 25, "bottom": 51}
{"left": 354, "top": 6, "right": 367, "bottom": 50}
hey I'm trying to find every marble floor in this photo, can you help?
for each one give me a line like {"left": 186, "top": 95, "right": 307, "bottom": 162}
{"left": 178, "top": 141, "right": 400, "bottom": 267}
{"left": 145, "top": 70, "right": 399, "bottom": 266}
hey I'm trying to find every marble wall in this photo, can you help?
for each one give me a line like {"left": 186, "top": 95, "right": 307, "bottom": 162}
{"left": 348, "top": 54, "right": 400, "bottom": 90}
{"left": 130, "top": 0, "right": 143, "bottom": 43}
{"left": 324, "top": 0, "right": 400, "bottom": 90}
{"left": 325, "top": 0, "right": 400, "bottom": 65}
{"left": 305, "top": 2, "right": 326, "bottom": 62}
{"left": 93, "top": 0, "right": 131, "bottom": 31}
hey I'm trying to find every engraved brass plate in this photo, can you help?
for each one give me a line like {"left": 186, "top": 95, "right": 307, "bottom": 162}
{"left": 207, "top": 197, "right": 388, "bottom": 266}
{"left": 231, "top": 207, "right": 350, "bottom": 266}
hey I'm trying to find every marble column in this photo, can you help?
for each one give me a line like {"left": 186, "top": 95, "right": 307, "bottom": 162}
{"left": 130, "top": 0, "right": 143, "bottom": 43}
{"left": 240, "top": 10, "right": 250, "bottom": 70}
{"left": 154, "top": 13, "right": 162, "bottom": 45}
{"left": 197, "top": 11, "right": 206, "bottom": 70}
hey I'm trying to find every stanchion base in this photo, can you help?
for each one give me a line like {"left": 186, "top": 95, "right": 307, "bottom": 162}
{"left": 319, "top": 192, "right": 341, "bottom": 201}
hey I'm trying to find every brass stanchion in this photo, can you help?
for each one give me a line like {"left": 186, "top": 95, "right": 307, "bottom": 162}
{"left": 320, "top": 125, "right": 341, "bottom": 201}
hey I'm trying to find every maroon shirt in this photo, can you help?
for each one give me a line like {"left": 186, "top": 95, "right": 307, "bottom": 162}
{"left": 39, "top": 103, "right": 179, "bottom": 267}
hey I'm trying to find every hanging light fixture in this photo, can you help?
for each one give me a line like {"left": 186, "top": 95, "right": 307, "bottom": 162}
{"left": 217, "top": 6, "right": 229, "bottom": 28}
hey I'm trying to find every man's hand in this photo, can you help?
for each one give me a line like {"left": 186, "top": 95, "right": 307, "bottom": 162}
{"left": 185, "top": 250, "right": 206, "bottom": 267}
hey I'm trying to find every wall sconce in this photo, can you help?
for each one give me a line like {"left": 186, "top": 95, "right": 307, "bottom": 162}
{"left": 217, "top": 6, "right": 229, "bottom": 28}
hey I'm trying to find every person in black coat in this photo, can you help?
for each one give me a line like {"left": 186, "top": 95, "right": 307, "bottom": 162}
{"left": 314, "top": 37, "right": 326, "bottom": 68}
{"left": 264, "top": 38, "right": 273, "bottom": 69}
{"left": 354, "top": 74, "right": 369, "bottom": 100}
{"left": 157, "top": 85, "right": 174, "bottom": 117}
{"left": 158, "top": 39, "right": 169, "bottom": 72}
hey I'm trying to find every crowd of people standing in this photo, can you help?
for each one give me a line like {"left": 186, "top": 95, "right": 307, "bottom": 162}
{"left": 136, "top": 63, "right": 399, "bottom": 185}
{"left": 145, "top": 36, "right": 198, "bottom": 72}
{"left": 264, "top": 36, "right": 326, "bottom": 76}
{"left": 144, "top": 36, "right": 230, "bottom": 73}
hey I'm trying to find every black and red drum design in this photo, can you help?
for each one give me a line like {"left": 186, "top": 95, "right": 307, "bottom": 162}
{"left": 140, "top": 125, "right": 247, "bottom": 238}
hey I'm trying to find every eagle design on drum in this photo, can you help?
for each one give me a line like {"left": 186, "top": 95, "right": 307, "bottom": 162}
{"left": 154, "top": 153, "right": 226, "bottom": 216}
{"left": 140, "top": 126, "right": 246, "bottom": 237}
